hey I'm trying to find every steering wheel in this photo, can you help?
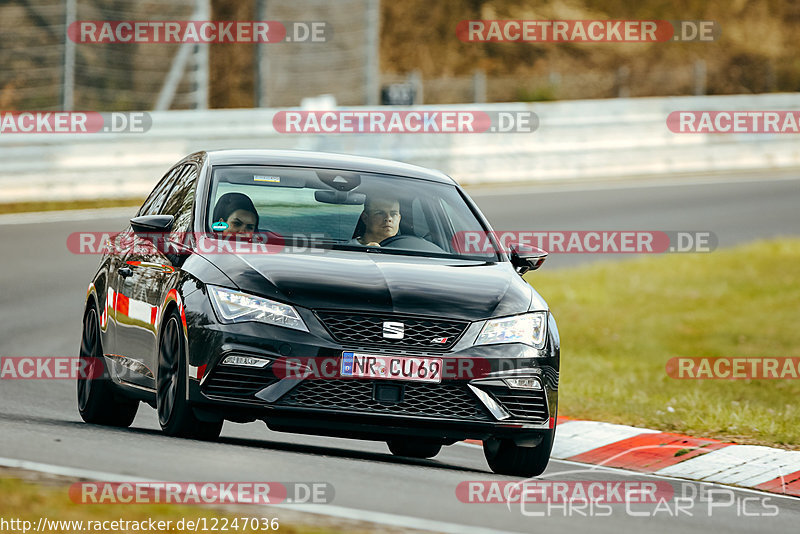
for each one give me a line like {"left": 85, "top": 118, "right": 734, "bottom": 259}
{"left": 379, "top": 234, "right": 444, "bottom": 252}
{"left": 378, "top": 235, "right": 408, "bottom": 247}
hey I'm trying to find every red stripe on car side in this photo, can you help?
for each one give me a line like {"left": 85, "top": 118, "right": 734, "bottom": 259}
{"left": 116, "top": 293, "right": 129, "bottom": 316}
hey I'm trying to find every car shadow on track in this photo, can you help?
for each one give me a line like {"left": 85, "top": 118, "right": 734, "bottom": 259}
{"left": 18, "top": 413, "right": 491, "bottom": 475}
{"left": 215, "top": 434, "right": 489, "bottom": 475}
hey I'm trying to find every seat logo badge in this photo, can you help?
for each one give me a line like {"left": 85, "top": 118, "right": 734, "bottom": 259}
{"left": 382, "top": 321, "right": 405, "bottom": 339}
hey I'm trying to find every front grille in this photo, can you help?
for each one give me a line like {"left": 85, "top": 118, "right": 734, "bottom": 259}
{"left": 276, "top": 379, "right": 492, "bottom": 421}
{"left": 485, "top": 386, "right": 549, "bottom": 423}
{"left": 315, "top": 311, "right": 468, "bottom": 351}
{"left": 202, "top": 366, "right": 277, "bottom": 400}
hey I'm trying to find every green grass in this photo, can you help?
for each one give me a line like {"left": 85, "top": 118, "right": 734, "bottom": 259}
{"left": 0, "top": 477, "right": 341, "bottom": 534}
{"left": 524, "top": 238, "right": 800, "bottom": 449}
{"left": 0, "top": 198, "right": 144, "bottom": 215}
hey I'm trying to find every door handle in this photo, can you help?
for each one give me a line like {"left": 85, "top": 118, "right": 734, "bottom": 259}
{"left": 118, "top": 266, "right": 133, "bottom": 278}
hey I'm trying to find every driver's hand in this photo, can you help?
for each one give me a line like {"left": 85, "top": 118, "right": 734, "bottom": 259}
{"left": 365, "top": 242, "right": 381, "bottom": 247}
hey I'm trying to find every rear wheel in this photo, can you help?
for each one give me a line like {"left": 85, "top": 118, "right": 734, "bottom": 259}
{"left": 157, "top": 311, "right": 222, "bottom": 440}
{"left": 483, "top": 429, "right": 555, "bottom": 477}
{"left": 387, "top": 438, "right": 443, "bottom": 459}
{"left": 77, "top": 306, "right": 138, "bottom": 427}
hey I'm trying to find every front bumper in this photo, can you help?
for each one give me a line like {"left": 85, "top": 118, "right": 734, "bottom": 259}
{"left": 183, "top": 290, "right": 559, "bottom": 441}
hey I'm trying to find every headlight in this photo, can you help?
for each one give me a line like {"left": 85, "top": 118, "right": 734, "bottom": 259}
{"left": 208, "top": 286, "right": 308, "bottom": 332}
{"left": 475, "top": 312, "right": 547, "bottom": 348}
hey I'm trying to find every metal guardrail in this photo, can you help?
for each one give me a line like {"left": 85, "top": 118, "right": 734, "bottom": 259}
{"left": 0, "top": 93, "right": 798, "bottom": 202}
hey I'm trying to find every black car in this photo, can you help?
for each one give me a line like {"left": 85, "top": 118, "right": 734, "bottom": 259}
{"left": 78, "top": 149, "right": 560, "bottom": 476}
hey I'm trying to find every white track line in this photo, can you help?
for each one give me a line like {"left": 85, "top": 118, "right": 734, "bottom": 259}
{"left": 454, "top": 443, "right": 800, "bottom": 502}
{"left": 0, "top": 456, "right": 520, "bottom": 534}
{"left": 2, "top": 172, "right": 798, "bottom": 226}
{"left": 0, "top": 206, "right": 136, "bottom": 226}
{"left": 466, "top": 172, "right": 800, "bottom": 197}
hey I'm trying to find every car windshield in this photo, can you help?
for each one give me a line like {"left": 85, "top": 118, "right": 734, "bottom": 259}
{"left": 205, "top": 165, "right": 497, "bottom": 260}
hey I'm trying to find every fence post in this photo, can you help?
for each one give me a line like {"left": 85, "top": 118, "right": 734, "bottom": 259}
{"left": 693, "top": 59, "right": 706, "bottom": 96}
{"left": 364, "top": 0, "right": 380, "bottom": 105}
{"left": 472, "top": 70, "right": 486, "bottom": 103}
{"left": 61, "top": 0, "right": 76, "bottom": 111}
{"left": 615, "top": 66, "right": 630, "bottom": 98}
{"left": 193, "top": 0, "right": 210, "bottom": 109}
{"left": 255, "top": 0, "right": 269, "bottom": 107}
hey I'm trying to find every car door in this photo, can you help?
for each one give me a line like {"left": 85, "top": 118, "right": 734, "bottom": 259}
{"left": 104, "top": 166, "right": 179, "bottom": 371}
{"left": 113, "top": 164, "right": 192, "bottom": 389}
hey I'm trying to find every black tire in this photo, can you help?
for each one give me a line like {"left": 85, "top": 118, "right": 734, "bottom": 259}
{"left": 157, "top": 311, "right": 222, "bottom": 440}
{"left": 387, "top": 438, "right": 443, "bottom": 459}
{"left": 483, "top": 429, "right": 555, "bottom": 477}
{"left": 77, "top": 306, "right": 139, "bottom": 427}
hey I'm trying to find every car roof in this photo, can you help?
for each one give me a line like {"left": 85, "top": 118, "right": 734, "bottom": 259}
{"left": 202, "top": 149, "right": 457, "bottom": 185}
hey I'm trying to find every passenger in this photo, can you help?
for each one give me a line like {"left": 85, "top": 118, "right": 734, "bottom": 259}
{"left": 211, "top": 193, "right": 259, "bottom": 236}
{"left": 351, "top": 194, "right": 401, "bottom": 246}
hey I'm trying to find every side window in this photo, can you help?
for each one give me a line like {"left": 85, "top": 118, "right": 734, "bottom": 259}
{"left": 438, "top": 198, "right": 474, "bottom": 252}
{"left": 138, "top": 165, "right": 184, "bottom": 216}
{"left": 162, "top": 165, "right": 198, "bottom": 233}
{"left": 411, "top": 197, "right": 431, "bottom": 238}
{"left": 440, "top": 198, "right": 473, "bottom": 235}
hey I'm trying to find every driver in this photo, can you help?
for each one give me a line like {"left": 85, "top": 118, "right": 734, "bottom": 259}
{"left": 352, "top": 194, "right": 401, "bottom": 246}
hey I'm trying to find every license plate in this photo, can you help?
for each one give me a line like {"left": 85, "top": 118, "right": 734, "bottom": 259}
{"left": 340, "top": 352, "right": 443, "bottom": 383}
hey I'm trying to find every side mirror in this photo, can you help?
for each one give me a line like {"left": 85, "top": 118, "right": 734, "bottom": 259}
{"left": 509, "top": 243, "right": 547, "bottom": 275}
{"left": 129, "top": 215, "right": 184, "bottom": 265}
{"left": 130, "top": 215, "right": 174, "bottom": 235}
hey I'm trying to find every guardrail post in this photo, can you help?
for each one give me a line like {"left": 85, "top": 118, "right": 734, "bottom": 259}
{"left": 408, "top": 70, "right": 423, "bottom": 105}
{"left": 693, "top": 60, "right": 707, "bottom": 96}
{"left": 615, "top": 66, "right": 630, "bottom": 98}
{"left": 472, "top": 70, "right": 486, "bottom": 103}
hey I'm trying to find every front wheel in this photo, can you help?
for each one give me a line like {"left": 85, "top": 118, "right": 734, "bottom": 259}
{"left": 157, "top": 311, "right": 222, "bottom": 440}
{"left": 77, "top": 306, "right": 138, "bottom": 427}
{"left": 387, "top": 438, "right": 443, "bottom": 459}
{"left": 483, "top": 430, "right": 555, "bottom": 477}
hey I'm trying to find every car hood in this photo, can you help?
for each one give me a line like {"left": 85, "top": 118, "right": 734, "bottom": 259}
{"left": 204, "top": 250, "right": 538, "bottom": 321}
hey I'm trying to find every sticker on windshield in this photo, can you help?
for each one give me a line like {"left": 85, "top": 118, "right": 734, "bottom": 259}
{"left": 211, "top": 221, "right": 229, "bottom": 231}
{"left": 254, "top": 175, "right": 281, "bottom": 183}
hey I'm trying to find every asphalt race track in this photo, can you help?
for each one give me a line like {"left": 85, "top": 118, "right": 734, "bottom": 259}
{"left": 1, "top": 172, "right": 799, "bottom": 533}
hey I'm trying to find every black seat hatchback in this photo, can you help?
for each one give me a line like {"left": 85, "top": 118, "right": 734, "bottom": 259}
{"left": 78, "top": 149, "right": 560, "bottom": 476}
